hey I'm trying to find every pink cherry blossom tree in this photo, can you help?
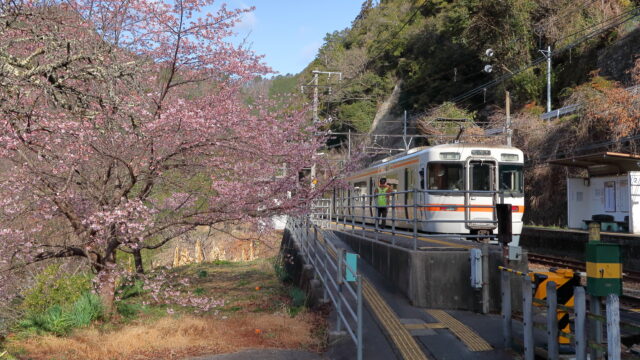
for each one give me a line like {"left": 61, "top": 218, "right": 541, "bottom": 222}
{"left": 0, "top": 0, "right": 335, "bottom": 312}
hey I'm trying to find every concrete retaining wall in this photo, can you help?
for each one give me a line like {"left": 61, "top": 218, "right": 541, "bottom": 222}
{"left": 333, "top": 231, "right": 527, "bottom": 312}
{"left": 279, "top": 228, "right": 325, "bottom": 308}
{"left": 521, "top": 226, "right": 640, "bottom": 271}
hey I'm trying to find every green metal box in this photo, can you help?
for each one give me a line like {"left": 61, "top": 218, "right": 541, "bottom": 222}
{"left": 585, "top": 242, "right": 622, "bottom": 296}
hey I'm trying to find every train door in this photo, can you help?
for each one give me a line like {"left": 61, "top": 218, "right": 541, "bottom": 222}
{"left": 369, "top": 177, "right": 374, "bottom": 219}
{"left": 466, "top": 160, "right": 497, "bottom": 234}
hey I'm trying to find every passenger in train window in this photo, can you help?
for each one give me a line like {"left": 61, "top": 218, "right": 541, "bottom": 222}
{"left": 374, "top": 178, "right": 391, "bottom": 230}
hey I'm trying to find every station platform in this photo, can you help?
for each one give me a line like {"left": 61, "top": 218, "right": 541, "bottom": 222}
{"left": 322, "top": 227, "right": 520, "bottom": 360}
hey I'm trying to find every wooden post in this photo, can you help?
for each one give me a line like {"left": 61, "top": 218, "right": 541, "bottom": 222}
{"left": 575, "top": 287, "right": 587, "bottom": 360}
{"left": 501, "top": 271, "right": 512, "bottom": 349}
{"left": 606, "top": 294, "right": 621, "bottom": 360}
{"left": 589, "top": 221, "right": 601, "bottom": 241}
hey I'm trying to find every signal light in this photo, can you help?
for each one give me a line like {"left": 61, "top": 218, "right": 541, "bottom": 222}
{"left": 512, "top": 206, "right": 519, "bottom": 212}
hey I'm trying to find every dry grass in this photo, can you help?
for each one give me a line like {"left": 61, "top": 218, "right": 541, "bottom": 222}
{"left": 11, "top": 312, "right": 323, "bottom": 360}
{"left": 6, "top": 257, "right": 327, "bottom": 359}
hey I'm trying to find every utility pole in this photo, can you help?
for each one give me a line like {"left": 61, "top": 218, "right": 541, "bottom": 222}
{"left": 304, "top": 69, "right": 342, "bottom": 188}
{"left": 312, "top": 71, "right": 319, "bottom": 123}
{"left": 348, "top": 129, "right": 352, "bottom": 159}
{"left": 505, "top": 91, "right": 512, "bottom": 147}
{"left": 540, "top": 46, "right": 552, "bottom": 113}
{"left": 403, "top": 110, "right": 408, "bottom": 151}
{"left": 547, "top": 45, "right": 552, "bottom": 113}
{"left": 308, "top": 69, "right": 342, "bottom": 123}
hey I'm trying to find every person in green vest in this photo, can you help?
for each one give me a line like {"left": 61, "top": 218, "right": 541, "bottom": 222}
{"left": 374, "top": 178, "right": 392, "bottom": 230}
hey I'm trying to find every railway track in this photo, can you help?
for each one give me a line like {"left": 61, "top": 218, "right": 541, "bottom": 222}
{"left": 528, "top": 253, "right": 640, "bottom": 283}
{"left": 529, "top": 253, "right": 640, "bottom": 309}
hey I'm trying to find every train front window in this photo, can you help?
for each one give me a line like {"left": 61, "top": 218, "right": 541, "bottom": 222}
{"left": 499, "top": 164, "right": 523, "bottom": 194}
{"left": 428, "top": 163, "right": 463, "bottom": 191}
{"left": 470, "top": 162, "right": 494, "bottom": 191}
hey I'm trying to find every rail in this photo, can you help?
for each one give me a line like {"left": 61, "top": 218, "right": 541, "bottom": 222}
{"left": 286, "top": 216, "right": 363, "bottom": 360}
{"left": 331, "top": 188, "right": 517, "bottom": 250}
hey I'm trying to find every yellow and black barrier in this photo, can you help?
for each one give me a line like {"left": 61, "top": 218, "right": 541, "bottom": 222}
{"left": 529, "top": 268, "right": 580, "bottom": 345}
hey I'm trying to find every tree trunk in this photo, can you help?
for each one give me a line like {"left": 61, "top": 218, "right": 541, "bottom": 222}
{"left": 96, "top": 268, "right": 117, "bottom": 316}
{"left": 133, "top": 248, "right": 144, "bottom": 274}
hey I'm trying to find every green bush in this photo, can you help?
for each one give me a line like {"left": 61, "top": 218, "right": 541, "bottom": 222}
{"left": 21, "top": 264, "right": 92, "bottom": 315}
{"left": 116, "top": 302, "right": 142, "bottom": 318}
{"left": 68, "top": 292, "right": 103, "bottom": 327}
{"left": 273, "top": 261, "right": 291, "bottom": 283}
{"left": 116, "top": 279, "right": 145, "bottom": 300}
{"left": 19, "top": 292, "right": 103, "bottom": 336}
{"left": 288, "top": 287, "right": 307, "bottom": 308}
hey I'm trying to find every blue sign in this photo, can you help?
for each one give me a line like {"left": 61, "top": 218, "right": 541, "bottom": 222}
{"left": 345, "top": 252, "right": 358, "bottom": 282}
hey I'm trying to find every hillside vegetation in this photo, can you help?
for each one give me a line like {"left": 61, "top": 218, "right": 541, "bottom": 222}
{"left": 281, "top": 0, "right": 640, "bottom": 225}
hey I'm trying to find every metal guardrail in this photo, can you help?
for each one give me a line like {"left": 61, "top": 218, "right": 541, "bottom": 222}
{"left": 499, "top": 267, "right": 625, "bottom": 360}
{"left": 541, "top": 85, "right": 640, "bottom": 120}
{"left": 286, "top": 217, "right": 363, "bottom": 360}
{"left": 332, "top": 188, "right": 512, "bottom": 250}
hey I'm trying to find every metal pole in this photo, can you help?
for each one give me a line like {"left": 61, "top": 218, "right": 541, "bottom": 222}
{"left": 403, "top": 110, "right": 408, "bottom": 151}
{"left": 356, "top": 275, "right": 363, "bottom": 360}
{"left": 606, "top": 294, "right": 620, "bottom": 360}
{"left": 336, "top": 249, "right": 344, "bottom": 332}
{"left": 505, "top": 91, "right": 512, "bottom": 146}
{"left": 348, "top": 129, "right": 352, "bottom": 160}
{"left": 413, "top": 188, "right": 418, "bottom": 250}
{"left": 362, "top": 199, "right": 365, "bottom": 237}
{"left": 522, "top": 276, "right": 534, "bottom": 360}
{"left": 501, "top": 270, "right": 512, "bottom": 349}
{"left": 546, "top": 45, "right": 552, "bottom": 113}
{"left": 391, "top": 195, "right": 396, "bottom": 245}
{"left": 546, "top": 281, "right": 559, "bottom": 360}
{"left": 575, "top": 287, "right": 587, "bottom": 360}
{"left": 312, "top": 70, "right": 319, "bottom": 123}
{"left": 351, "top": 194, "right": 356, "bottom": 230}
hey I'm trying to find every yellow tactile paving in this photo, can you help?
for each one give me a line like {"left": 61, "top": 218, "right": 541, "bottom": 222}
{"left": 323, "top": 239, "right": 428, "bottom": 360}
{"left": 404, "top": 323, "right": 447, "bottom": 330}
{"left": 426, "top": 310, "right": 493, "bottom": 352}
{"left": 363, "top": 279, "right": 429, "bottom": 360}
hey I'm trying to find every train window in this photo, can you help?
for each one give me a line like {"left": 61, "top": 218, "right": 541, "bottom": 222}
{"left": 428, "top": 163, "right": 463, "bottom": 190}
{"left": 499, "top": 164, "right": 523, "bottom": 194}
{"left": 419, "top": 168, "right": 425, "bottom": 189}
{"left": 471, "top": 162, "right": 494, "bottom": 191}
{"left": 383, "top": 175, "right": 399, "bottom": 191}
{"left": 354, "top": 181, "right": 367, "bottom": 199}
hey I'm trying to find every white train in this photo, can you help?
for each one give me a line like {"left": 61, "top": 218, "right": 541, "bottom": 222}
{"left": 334, "top": 144, "right": 524, "bottom": 237}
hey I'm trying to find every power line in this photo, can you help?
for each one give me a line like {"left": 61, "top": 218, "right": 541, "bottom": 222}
{"left": 442, "top": 6, "right": 640, "bottom": 108}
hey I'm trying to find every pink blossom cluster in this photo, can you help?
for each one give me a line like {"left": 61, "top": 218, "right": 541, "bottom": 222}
{"left": 0, "top": 0, "right": 344, "bottom": 307}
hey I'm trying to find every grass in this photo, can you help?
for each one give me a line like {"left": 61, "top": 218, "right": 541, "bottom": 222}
{"left": 10, "top": 313, "right": 322, "bottom": 360}
{"left": 4, "top": 257, "right": 326, "bottom": 360}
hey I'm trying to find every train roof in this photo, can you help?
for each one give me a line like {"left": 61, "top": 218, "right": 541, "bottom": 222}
{"left": 348, "top": 143, "right": 523, "bottom": 178}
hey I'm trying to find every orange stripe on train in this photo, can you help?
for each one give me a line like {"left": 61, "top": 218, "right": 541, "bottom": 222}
{"left": 418, "top": 204, "right": 525, "bottom": 213}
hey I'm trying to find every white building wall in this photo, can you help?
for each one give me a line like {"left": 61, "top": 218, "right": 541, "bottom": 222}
{"left": 567, "top": 175, "right": 630, "bottom": 230}
{"left": 567, "top": 177, "right": 590, "bottom": 229}
{"left": 630, "top": 171, "right": 640, "bottom": 234}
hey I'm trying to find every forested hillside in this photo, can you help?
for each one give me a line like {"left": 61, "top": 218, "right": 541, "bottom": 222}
{"left": 284, "top": 0, "right": 640, "bottom": 225}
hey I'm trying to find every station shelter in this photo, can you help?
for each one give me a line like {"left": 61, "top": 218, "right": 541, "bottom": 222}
{"left": 549, "top": 152, "right": 640, "bottom": 234}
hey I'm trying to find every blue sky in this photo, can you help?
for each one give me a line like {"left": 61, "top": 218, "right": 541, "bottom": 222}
{"left": 220, "top": 1, "right": 363, "bottom": 76}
